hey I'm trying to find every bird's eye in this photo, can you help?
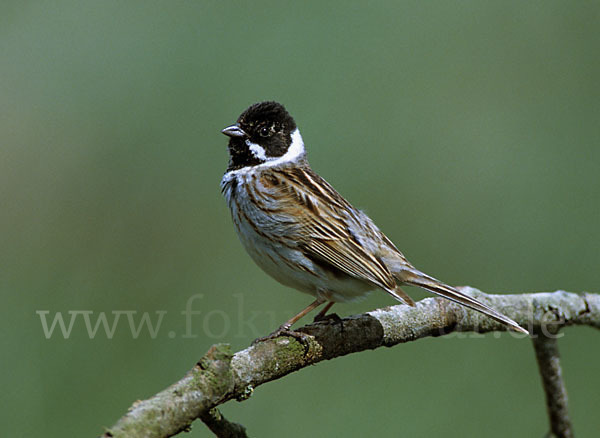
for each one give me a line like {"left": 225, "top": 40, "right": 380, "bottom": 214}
{"left": 259, "top": 126, "right": 270, "bottom": 137}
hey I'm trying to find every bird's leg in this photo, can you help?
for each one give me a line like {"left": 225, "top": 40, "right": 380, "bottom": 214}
{"left": 313, "top": 301, "right": 341, "bottom": 323}
{"left": 252, "top": 298, "right": 325, "bottom": 345}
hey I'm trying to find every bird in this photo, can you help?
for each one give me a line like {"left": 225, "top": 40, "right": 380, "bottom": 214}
{"left": 220, "top": 101, "right": 528, "bottom": 340}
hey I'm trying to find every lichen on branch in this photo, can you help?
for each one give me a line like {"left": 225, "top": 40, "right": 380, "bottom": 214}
{"left": 102, "top": 289, "right": 599, "bottom": 438}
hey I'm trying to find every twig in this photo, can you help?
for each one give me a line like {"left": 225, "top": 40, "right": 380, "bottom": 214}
{"left": 533, "top": 333, "right": 574, "bottom": 438}
{"left": 199, "top": 408, "right": 248, "bottom": 438}
{"left": 101, "top": 289, "right": 599, "bottom": 438}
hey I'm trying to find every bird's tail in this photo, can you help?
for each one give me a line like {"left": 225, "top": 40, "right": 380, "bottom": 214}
{"left": 403, "top": 272, "right": 528, "bottom": 335}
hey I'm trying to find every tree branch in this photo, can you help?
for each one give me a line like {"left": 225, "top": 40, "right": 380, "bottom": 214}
{"left": 199, "top": 408, "right": 248, "bottom": 438}
{"left": 101, "top": 288, "right": 599, "bottom": 438}
{"left": 533, "top": 333, "right": 574, "bottom": 438}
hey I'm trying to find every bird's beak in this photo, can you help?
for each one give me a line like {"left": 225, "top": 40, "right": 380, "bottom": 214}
{"left": 221, "top": 124, "right": 247, "bottom": 138}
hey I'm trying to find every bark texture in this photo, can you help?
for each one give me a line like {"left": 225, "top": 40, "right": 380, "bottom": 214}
{"left": 101, "top": 288, "right": 599, "bottom": 438}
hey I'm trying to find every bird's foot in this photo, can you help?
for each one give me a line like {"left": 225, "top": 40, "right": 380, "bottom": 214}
{"left": 252, "top": 327, "right": 311, "bottom": 347}
{"left": 313, "top": 312, "right": 342, "bottom": 323}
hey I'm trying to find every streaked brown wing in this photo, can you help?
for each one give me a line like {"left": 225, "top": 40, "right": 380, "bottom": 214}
{"left": 302, "top": 238, "right": 397, "bottom": 290}
{"left": 271, "top": 165, "right": 398, "bottom": 291}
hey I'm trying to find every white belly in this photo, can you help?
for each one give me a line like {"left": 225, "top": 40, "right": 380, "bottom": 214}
{"left": 221, "top": 171, "right": 374, "bottom": 302}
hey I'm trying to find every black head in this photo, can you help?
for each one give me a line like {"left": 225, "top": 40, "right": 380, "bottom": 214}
{"left": 222, "top": 101, "right": 299, "bottom": 171}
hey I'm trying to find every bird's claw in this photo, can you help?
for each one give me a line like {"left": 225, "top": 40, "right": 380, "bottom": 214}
{"left": 313, "top": 312, "right": 342, "bottom": 323}
{"left": 252, "top": 328, "right": 312, "bottom": 349}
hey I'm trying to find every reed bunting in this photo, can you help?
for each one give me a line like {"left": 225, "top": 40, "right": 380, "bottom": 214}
{"left": 221, "top": 101, "right": 528, "bottom": 339}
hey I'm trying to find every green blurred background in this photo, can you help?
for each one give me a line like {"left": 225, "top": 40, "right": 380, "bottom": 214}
{"left": 2, "top": 1, "right": 599, "bottom": 436}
